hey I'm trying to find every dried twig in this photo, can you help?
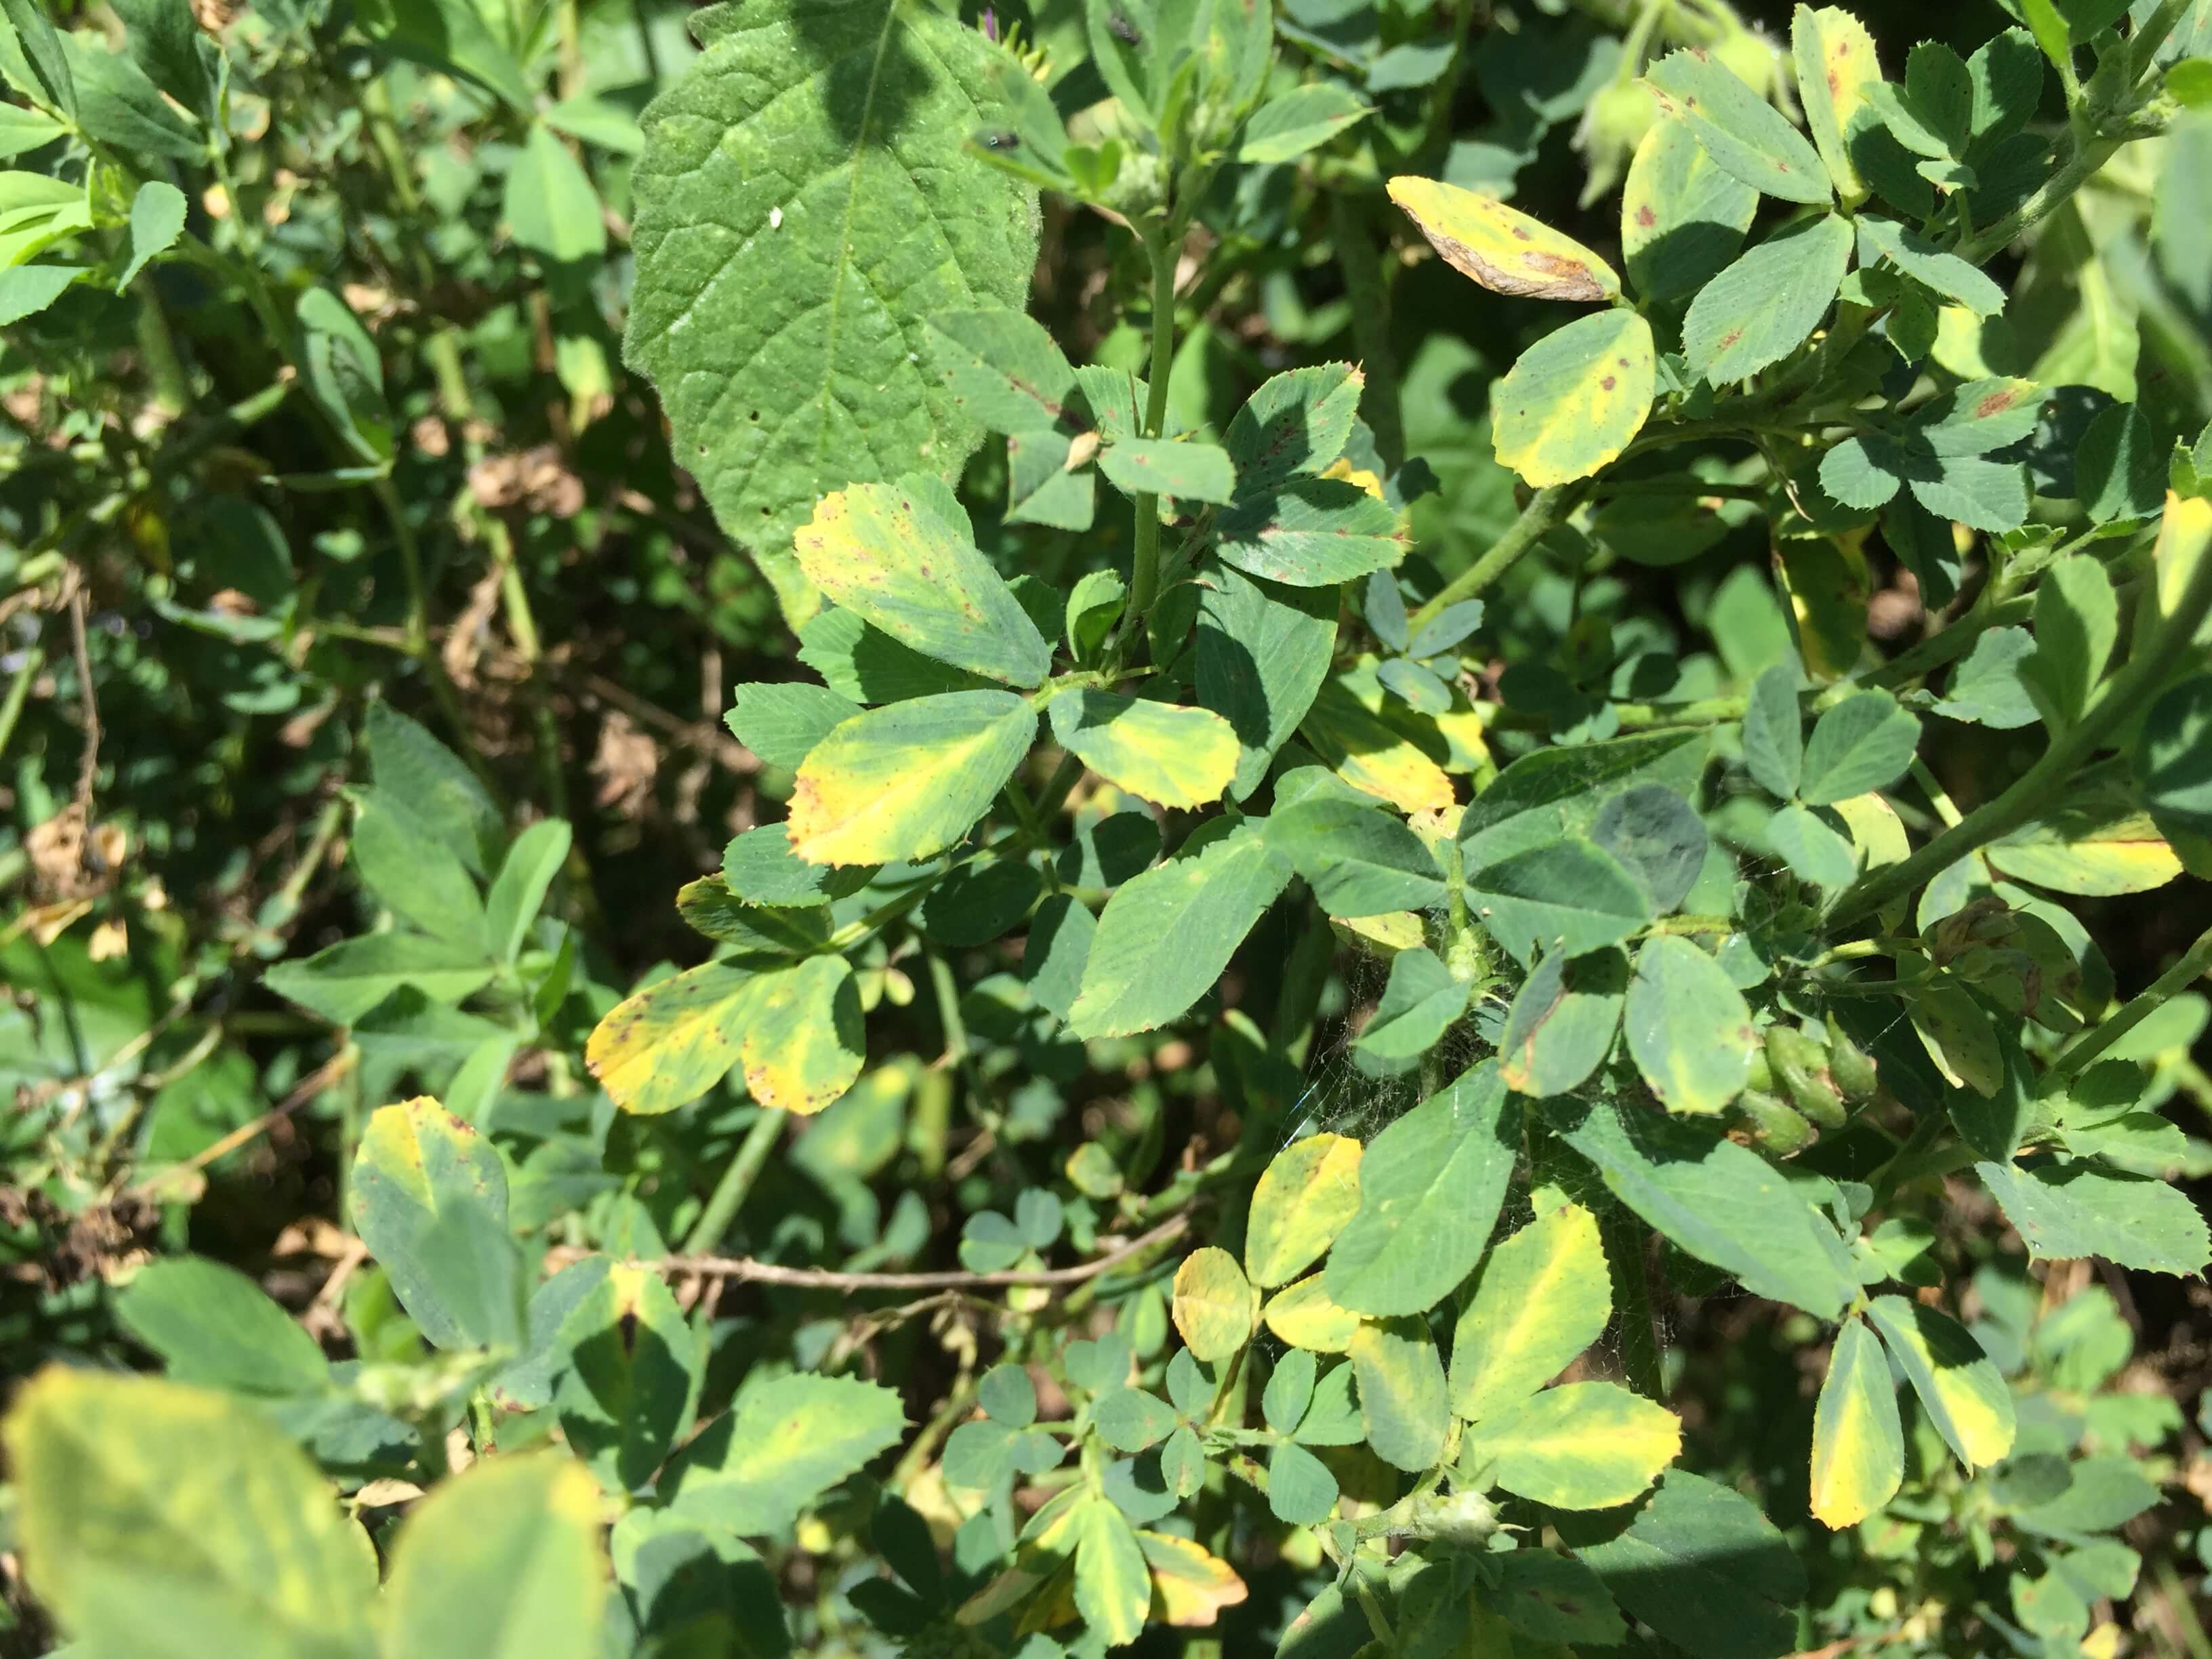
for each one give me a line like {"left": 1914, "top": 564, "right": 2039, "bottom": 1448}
{"left": 125, "top": 1046, "right": 358, "bottom": 1197}
{"left": 553, "top": 1213, "right": 1190, "bottom": 1293}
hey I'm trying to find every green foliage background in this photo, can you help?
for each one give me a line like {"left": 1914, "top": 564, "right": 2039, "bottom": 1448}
{"left": 7, "top": 0, "right": 2212, "bottom": 1655}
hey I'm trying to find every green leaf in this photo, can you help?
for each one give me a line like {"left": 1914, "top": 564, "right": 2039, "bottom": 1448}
{"left": 348, "top": 1097, "right": 512, "bottom": 1352}
{"left": 1742, "top": 663, "right": 1805, "bottom": 798}
{"left": 1049, "top": 691, "right": 1240, "bottom": 809}
{"left": 1098, "top": 437, "right": 1238, "bottom": 502}
{"left": 723, "top": 823, "right": 876, "bottom": 907}
{"left": 485, "top": 819, "right": 571, "bottom": 965}
{"left": 1073, "top": 1499, "right": 1151, "bottom": 1647}
{"left": 1646, "top": 48, "right": 1832, "bottom": 205}
{"left": 1621, "top": 113, "right": 1759, "bottom": 300}
{"left": 1856, "top": 216, "right": 2004, "bottom": 316}
{"left": 1684, "top": 213, "right": 1853, "bottom": 385}
{"left": 1448, "top": 1204, "right": 1611, "bottom": 1423}
{"left": 2024, "top": 552, "right": 2118, "bottom": 728}
{"left": 1240, "top": 83, "right": 1372, "bottom": 163}
{"left": 117, "top": 179, "right": 185, "bottom": 291}
{"left": 1799, "top": 689, "right": 1920, "bottom": 804}
{"left": 1092, "top": 1386, "right": 1177, "bottom": 1453}
{"left": 1560, "top": 1471, "right": 1805, "bottom": 1659}
{"left": 1975, "top": 1158, "right": 2212, "bottom": 1274}
{"left": 1464, "top": 836, "right": 1654, "bottom": 967}
{"left": 624, "top": 0, "right": 1039, "bottom": 617}
{"left": 2137, "top": 674, "right": 2212, "bottom": 834}
{"left": 1863, "top": 1294, "right": 2016, "bottom": 1469}
{"left": 787, "top": 690, "right": 1036, "bottom": 865}
{"left": 1324, "top": 1061, "right": 1519, "bottom": 1317}
{"left": 0, "top": 104, "right": 63, "bottom": 157}
{"left": 1936, "top": 627, "right": 2041, "bottom": 728}
{"left": 793, "top": 478, "right": 1050, "bottom": 689}
{"left": 1195, "top": 558, "right": 1338, "bottom": 799}
{"left": 1496, "top": 1551, "right": 1626, "bottom": 1647}
{"left": 798, "top": 607, "right": 1000, "bottom": 703}
{"left": 1348, "top": 1315, "right": 1451, "bottom": 1471}
{"left": 925, "top": 306, "right": 1080, "bottom": 434}
{"left": 115, "top": 1256, "right": 330, "bottom": 1397}
{"left": 364, "top": 704, "right": 498, "bottom": 877}
{"left": 505, "top": 123, "right": 607, "bottom": 264}
{"left": 1246, "top": 1134, "right": 1364, "bottom": 1289}
{"left": 1265, "top": 796, "right": 1446, "bottom": 917}
{"left": 1213, "top": 476, "right": 1406, "bottom": 586}
{"left": 541, "top": 91, "right": 645, "bottom": 152}
{"left": 1793, "top": 5, "right": 1881, "bottom": 201}
{"left": 1461, "top": 730, "right": 1708, "bottom": 867}
{"left": 265, "top": 930, "right": 495, "bottom": 1025}
{"left": 350, "top": 788, "right": 487, "bottom": 949}
{"left": 1352, "top": 947, "right": 1473, "bottom": 1069}
{"left": 1547, "top": 1097, "right": 1860, "bottom": 1319}
{"left": 361, "top": 0, "right": 531, "bottom": 106}
{"left": 1499, "top": 947, "right": 1627, "bottom": 1097}
{"left": 1769, "top": 802, "right": 1861, "bottom": 888}
{"left": 1460, "top": 1381, "right": 1681, "bottom": 1508}
{"left": 1592, "top": 783, "right": 1709, "bottom": 913}
{"left": 0, "top": 0, "right": 75, "bottom": 117}
{"left": 1268, "top": 1440, "right": 1340, "bottom": 1524}
{"left": 1914, "top": 377, "right": 2043, "bottom": 455}
{"left": 668, "top": 1373, "right": 906, "bottom": 1534}
{"left": 1626, "top": 936, "right": 1756, "bottom": 1115}
{"left": 1494, "top": 309, "right": 1657, "bottom": 487}
{"left": 1172, "top": 1246, "right": 1256, "bottom": 1362}
{"left": 1387, "top": 176, "right": 1621, "bottom": 300}
{"left": 1225, "top": 364, "right": 1364, "bottom": 494}
{"left": 4, "top": 1370, "right": 375, "bottom": 1659}
{"left": 382, "top": 1454, "right": 607, "bottom": 1659}
{"left": 556, "top": 1263, "right": 695, "bottom": 1492}
{"left": 2015, "top": 1454, "right": 2160, "bottom": 1538}
{"left": 2076, "top": 403, "right": 2166, "bottom": 523}
{"left": 1068, "top": 821, "right": 1292, "bottom": 1038}
{"left": 1024, "top": 893, "right": 1095, "bottom": 1019}
{"left": 587, "top": 962, "right": 753, "bottom": 1115}
{"left": 1808, "top": 1315, "right": 1904, "bottom": 1529}
{"left": 60, "top": 33, "right": 197, "bottom": 158}
{"left": 724, "top": 682, "right": 866, "bottom": 769}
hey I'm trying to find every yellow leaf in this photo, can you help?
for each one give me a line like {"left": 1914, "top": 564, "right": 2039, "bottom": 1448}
{"left": 1049, "top": 691, "right": 1240, "bottom": 809}
{"left": 737, "top": 954, "right": 865, "bottom": 1115}
{"left": 1387, "top": 176, "right": 1620, "bottom": 302}
{"left": 1262, "top": 1273, "right": 1361, "bottom": 1353}
{"left": 1244, "top": 1134, "right": 1364, "bottom": 1288}
{"left": 1138, "top": 1531, "right": 1249, "bottom": 1626}
{"left": 1808, "top": 1315, "right": 1904, "bottom": 1529}
{"left": 1172, "top": 1245, "right": 1256, "bottom": 1362}
{"left": 1300, "top": 680, "right": 1454, "bottom": 814}
{"left": 788, "top": 690, "right": 1037, "bottom": 865}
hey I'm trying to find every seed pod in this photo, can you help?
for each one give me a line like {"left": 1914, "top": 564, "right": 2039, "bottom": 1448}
{"left": 1824, "top": 1014, "right": 1880, "bottom": 1104}
{"left": 1733, "top": 1087, "right": 1816, "bottom": 1155}
{"left": 1767, "top": 1024, "right": 1846, "bottom": 1130}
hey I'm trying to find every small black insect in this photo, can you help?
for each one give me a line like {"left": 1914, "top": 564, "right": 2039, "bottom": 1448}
{"left": 977, "top": 129, "right": 1021, "bottom": 151}
{"left": 1107, "top": 10, "right": 1142, "bottom": 44}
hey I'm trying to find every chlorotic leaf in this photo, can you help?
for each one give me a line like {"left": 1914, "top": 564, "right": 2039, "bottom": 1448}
{"left": 1263, "top": 1275, "right": 1361, "bottom": 1353}
{"left": 348, "top": 1097, "right": 511, "bottom": 1352}
{"left": 1862, "top": 1295, "right": 2015, "bottom": 1470}
{"left": 1172, "top": 1246, "right": 1256, "bottom": 1362}
{"left": 1622, "top": 116, "right": 1759, "bottom": 300}
{"left": 1808, "top": 1315, "right": 1904, "bottom": 1529}
{"left": 1460, "top": 1381, "right": 1682, "bottom": 1509}
{"left": 787, "top": 691, "right": 1037, "bottom": 865}
{"left": 1387, "top": 176, "right": 1620, "bottom": 301}
{"left": 382, "top": 1454, "right": 609, "bottom": 1659}
{"left": 587, "top": 962, "right": 754, "bottom": 1116}
{"left": 1448, "top": 1204, "right": 1612, "bottom": 1422}
{"left": 735, "top": 954, "right": 865, "bottom": 1115}
{"left": 667, "top": 1373, "right": 906, "bottom": 1534}
{"left": 1793, "top": 5, "right": 1881, "bottom": 201}
{"left": 1493, "top": 309, "right": 1657, "bottom": 487}
{"left": 792, "top": 480, "right": 1050, "bottom": 687}
{"left": 1246, "top": 1134, "right": 1364, "bottom": 1288}
{"left": 1625, "top": 936, "right": 1756, "bottom": 1115}
{"left": 3, "top": 1370, "right": 376, "bottom": 1658}
{"left": 1073, "top": 1500, "right": 1151, "bottom": 1647}
{"left": 1347, "top": 1315, "right": 1451, "bottom": 1471}
{"left": 1050, "top": 691, "right": 1240, "bottom": 809}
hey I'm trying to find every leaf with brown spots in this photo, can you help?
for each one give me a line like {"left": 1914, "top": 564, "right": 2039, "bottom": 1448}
{"left": 1386, "top": 176, "right": 1620, "bottom": 302}
{"left": 1646, "top": 47, "right": 1833, "bottom": 207}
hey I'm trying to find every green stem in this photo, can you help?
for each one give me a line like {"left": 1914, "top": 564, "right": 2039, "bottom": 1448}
{"left": 1123, "top": 229, "right": 1181, "bottom": 631}
{"left": 1329, "top": 192, "right": 1404, "bottom": 472}
{"left": 682, "top": 1106, "right": 787, "bottom": 1255}
{"left": 2041, "top": 924, "right": 2212, "bottom": 1097}
{"left": 1406, "top": 483, "right": 1584, "bottom": 635}
{"left": 1829, "top": 537, "right": 2212, "bottom": 930}
{"left": 1857, "top": 595, "right": 2036, "bottom": 693}
{"left": 2129, "top": 0, "right": 2194, "bottom": 83}
{"left": 0, "top": 646, "right": 44, "bottom": 762}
